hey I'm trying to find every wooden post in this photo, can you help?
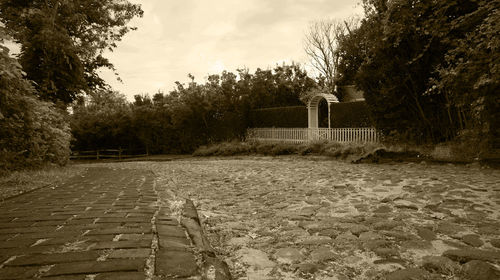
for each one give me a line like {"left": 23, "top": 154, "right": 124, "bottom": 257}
{"left": 96, "top": 150, "right": 100, "bottom": 160}
{"left": 119, "top": 148, "right": 122, "bottom": 160}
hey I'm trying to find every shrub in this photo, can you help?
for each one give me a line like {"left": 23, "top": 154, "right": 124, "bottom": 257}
{"left": 193, "top": 140, "right": 385, "bottom": 159}
{"left": 249, "top": 106, "right": 308, "bottom": 128}
{"left": 0, "top": 42, "right": 70, "bottom": 172}
{"left": 330, "top": 101, "right": 373, "bottom": 128}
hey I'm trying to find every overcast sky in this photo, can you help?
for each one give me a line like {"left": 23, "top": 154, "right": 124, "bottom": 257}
{"left": 98, "top": 0, "right": 363, "bottom": 100}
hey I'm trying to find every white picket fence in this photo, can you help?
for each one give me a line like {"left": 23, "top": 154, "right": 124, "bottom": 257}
{"left": 246, "top": 127, "right": 380, "bottom": 143}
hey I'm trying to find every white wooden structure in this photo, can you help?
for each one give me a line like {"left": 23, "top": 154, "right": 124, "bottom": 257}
{"left": 247, "top": 127, "right": 380, "bottom": 143}
{"left": 307, "top": 94, "right": 339, "bottom": 128}
{"left": 247, "top": 91, "right": 380, "bottom": 143}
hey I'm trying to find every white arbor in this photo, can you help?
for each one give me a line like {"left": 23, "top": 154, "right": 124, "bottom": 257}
{"left": 307, "top": 94, "right": 339, "bottom": 128}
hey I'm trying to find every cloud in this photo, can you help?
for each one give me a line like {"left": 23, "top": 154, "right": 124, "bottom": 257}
{"left": 102, "top": 0, "right": 363, "bottom": 99}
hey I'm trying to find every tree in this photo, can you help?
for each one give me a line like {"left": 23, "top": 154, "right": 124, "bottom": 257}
{"left": 351, "top": 0, "right": 497, "bottom": 147}
{"left": 304, "top": 17, "right": 359, "bottom": 95}
{"left": 70, "top": 89, "right": 134, "bottom": 151}
{"left": 0, "top": 0, "right": 143, "bottom": 105}
{"left": 429, "top": 0, "right": 500, "bottom": 157}
{"left": 1, "top": 29, "right": 70, "bottom": 171}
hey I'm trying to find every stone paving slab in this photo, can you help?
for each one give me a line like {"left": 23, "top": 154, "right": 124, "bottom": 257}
{"left": 0, "top": 167, "right": 231, "bottom": 279}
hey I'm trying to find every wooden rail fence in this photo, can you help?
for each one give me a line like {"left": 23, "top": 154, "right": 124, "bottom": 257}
{"left": 246, "top": 127, "right": 381, "bottom": 143}
{"left": 70, "top": 149, "right": 148, "bottom": 160}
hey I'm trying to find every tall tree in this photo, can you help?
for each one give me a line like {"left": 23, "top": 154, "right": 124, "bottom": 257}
{"left": 304, "top": 17, "right": 359, "bottom": 95}
{"left": 353, "top": 0, "right": 496, "bottom": 145}
{"left": 1, "top": 29, "right": 70, "bottom": 170}
{"left": 0, "top": 0, "right": 143, "bottom": 105}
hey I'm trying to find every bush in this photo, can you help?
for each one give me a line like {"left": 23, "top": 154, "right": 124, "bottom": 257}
{"left": 0, "top": 44, "right": 71, "bottom": 172}
{"left": 330, "top": 101, "right": 373, "bottom": 128}
{"left": 0, "top": 95, "right": 71, "bottom": 171}
{"left": 193, "top": 140, "right": 385, "bottom": 159}
{"left": 249, "top": 106, "right": 308, "bottom": 128}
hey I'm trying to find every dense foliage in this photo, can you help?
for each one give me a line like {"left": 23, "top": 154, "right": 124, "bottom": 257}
{"left": 249, "top": 106, "right": 308, "bottom": 128}
{"left": 335, "top": 0, "right": 498, "bottom": 156}
{"left": 1, "top": 35, "right": 70, "bottom": 172}
{"left": 0, "top": 0, "right": 143, "bottom": 105}
{"left": 330, "top": 101, "right": 373, "bottom": 128}
{"left": 70, "top": 64, "right": 316, "bottom": 153}
{"left": 1, "top": 1, "right": 142, "bottom": 173}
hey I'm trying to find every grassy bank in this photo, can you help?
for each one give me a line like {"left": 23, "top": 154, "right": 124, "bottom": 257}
{"left": 193, "top": 140, "right": 493, "bottom": 165}
{"left": 193, "top": 141, "right": 423, "bottom": 161}
{"left": 0, "top": 164, "right": 86, "bottom": 203}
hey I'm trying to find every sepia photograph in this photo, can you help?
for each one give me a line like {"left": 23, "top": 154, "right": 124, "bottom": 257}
{"left": 0, "top": 0, "right": 499, "bottom": 279}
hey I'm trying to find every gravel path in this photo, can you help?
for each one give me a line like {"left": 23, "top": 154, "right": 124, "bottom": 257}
{"left": 149, "top": 156, "right": 500, "bottom": 279}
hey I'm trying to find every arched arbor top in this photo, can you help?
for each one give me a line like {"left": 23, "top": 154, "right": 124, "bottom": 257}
{"left": 307, "top": 93, "right": 339, "bottom": 128}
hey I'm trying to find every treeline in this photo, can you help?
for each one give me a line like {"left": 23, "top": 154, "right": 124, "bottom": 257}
{"left": 70, "top": 65, "right": 316, "bottom": 154}
{"left": 0, "top": 0, "right": 142, "bottom": 172}
{"left": 333, "top": 0, "right": 498, "bottom": 157}
{"left": 0, "top": 41, "right": 70, "bottom": 171}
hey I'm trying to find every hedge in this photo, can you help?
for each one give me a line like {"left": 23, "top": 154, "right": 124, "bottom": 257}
{"left": 248, "top": 102, "right": 373, "bottom": 128}
{"left": 249, "top": 106, "right": 307, "bottom": 128}
{"left": 330, "top": 101, "right": 373, "bottom": 128}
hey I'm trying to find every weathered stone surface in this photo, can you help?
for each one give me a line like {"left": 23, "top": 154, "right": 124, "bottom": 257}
{"left": 461, "top": 234, "right": 484, "bottom": 247}
{"left": 155, "top": 250, "right": 198, "bottom": 277}
{"left": 201, "top": 255, "right": 232, "bottom": 280}
{"left": 310, "top": 247, "right": 338, "bottom": 262}
{"left": 443, "top": 248, "right": 500, "bottom": 263}
{"left": 373, "top": 205, "right": 393, "bottom": 213}
{"left": 156, "top": 225, "right": 186, "bottom": 238}
{"left": 94, "top": 272, "right": 145, "bottom": 280}
{"left": 490, "top": 239, "right": 500, "bottom": 249}
{"left": 274, "top": 247, "right": 304, "bottom": 264}
{"left": 462, "top": 260, "right": 500, "bottom": 280}
{"left": 401, "top": 240, "right": 433, "bottom": 250}
{"left": 159, "top": 237, "right": 190, "bottom": 251}
{"left": 6, "top": 251, "right": 99, "bottom": 266}
{"left": 421, "top": 255, "right": 460, "bottom": 274}
{"left": 436, "top": 222, "right": 466, "bottom": 235}
{"left": 0, "top": 266, "right": 40, "bottom": 279}
{"left": 237, "top": 248, "right": 275, "bottom": 269}
{"left": 373, "top": 258, "right": 406, "bottom": 265}
{"left": 348, "top": 224, "right": 369, "bottom": 236}
{"left": 108, "top": 248, "right": 151, "bottom": 259}
{"left": 393, "top": 200, "right": 419, "bottom": 210}
{"left": 359, "top": 231, "right": 382, "bottom": 241}
{"left": 181, "top": 217, "right": 214, "bottom": 252}
{"left": 384, "top": 268, "right": 430, "bottom": 280}
{"left": 373, "top": 247, "right": 399, "bottom": 258}
{"left": 416, "top": 227, "right": 436, "bottom": 241}
{"left": 300, "top": 235, "right": 332, "bottom": 245}
{"left": 2, "top": 156, "right": 500, "bottom": 280}
{"left": 44, "top": 259, "right": 144, "bottom": 276}
{"left": 373, "top": 220, "right": 402, "bottom": 230}
{"left": 294, "top": 263, "right": 322, "bottom": 274}
{"left": 91, "top": 240, "right": 151, "bottom": 249}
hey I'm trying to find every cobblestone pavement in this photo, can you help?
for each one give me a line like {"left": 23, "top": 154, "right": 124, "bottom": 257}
{"left": 2, "top": 157, "right": 499, "bottom": 280}
{"left": 0, "top": 167, "right": 229, "bottom": 279}
{"left": 148, "top": 156, "right": 500, "bottom": 280}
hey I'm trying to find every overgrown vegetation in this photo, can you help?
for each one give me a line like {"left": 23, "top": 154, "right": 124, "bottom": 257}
{"left": 0, "top": 1, "right": 143, "bottom": 174}
{"left": 193, "top": 140, "right": 387, "bottom": 160}
{"left": 0, "top": 32, "right": 70, "bottom": 173}
{"left": 249, "top": 106, "right": 308, "bottom": 128}
{"left": 330, "top": 101, "right": 373, "bottom": 128}
{"left": 0, "top": 0, "right": 143, "bottom": 105}
{"left": 70, "top": 64, "right": 316, "bottom": 153}
{"left": 333, "top": 0, "right": 498, "bottom": 159}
